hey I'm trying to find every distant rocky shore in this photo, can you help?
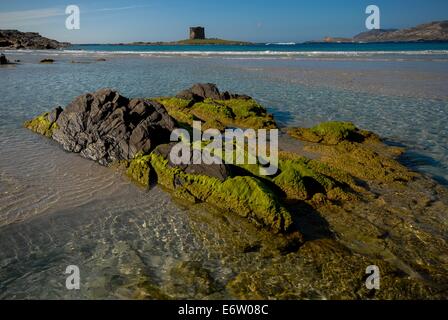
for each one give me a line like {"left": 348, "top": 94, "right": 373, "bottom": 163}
{"left": 0, "top": 30, "right": 70, "bottom": 49}
{"left": 313, "top": 20, "right": 448, "bottom": 43}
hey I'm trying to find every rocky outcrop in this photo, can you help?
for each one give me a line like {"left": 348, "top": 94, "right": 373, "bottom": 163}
{"left": 354, "top": 21, "right": 448, "bottom": 42}
{"left": 24, "top": 85, "right": 448, "bottom": 298}
{"left": 287, "top": 121, "right": 377, "bottom": 145}
{"left": 27, "top": 89, "right": 176, "bottom": 165}
{"left": 317, "top": 21, "right": 448, "bottom": 43}
{"left": 0, "top": 30, "right": 70, "bottom": 49}
{"left": 159, "top": 83, "right": 275, "bottom": 130}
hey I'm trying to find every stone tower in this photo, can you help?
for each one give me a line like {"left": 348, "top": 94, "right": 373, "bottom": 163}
{"left": 189, "top": 27, "right": 205, "bottom": 40}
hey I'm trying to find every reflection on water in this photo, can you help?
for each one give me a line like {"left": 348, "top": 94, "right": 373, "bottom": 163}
{"left": 0, "top": 52, "right": 447, "bottom": 298}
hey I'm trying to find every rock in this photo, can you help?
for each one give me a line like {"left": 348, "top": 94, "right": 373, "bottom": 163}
{"left": 157, "top": 84, "right": 276, "bottom": 130}
{"left": 40, "top": 59, "right": 54, "bottom": 64}
{"left": 0, "top": 30, "right": 70, "bottom": 49}
{"left": 353, "top": 21, "right": 448, "bottom": 42}
{"left": 176, "top": 83, "right": 250, "bottom": 102}
{"left": 149, "top": 144, "right": 292, "bottom": 233}
{"left": 0, "top": 53, "right": 8, "bottom": 65}
{"left": 152, "top": 143, "right": 230, "bottom": 182}
{"left": 47, "top": 106, "right": 63, "bottom": 123}
{"left": 28, "top": 89, "right": 177, "bottom": 165}
{"left": 288, "top": 121, "right": 371, "bottom": 145}
{"left": 176, "top": 83, "right": 222, "bottom": 101}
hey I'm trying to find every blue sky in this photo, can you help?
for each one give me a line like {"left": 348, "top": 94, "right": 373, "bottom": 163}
{"left": 0, "top": 0, "right": 447, "bottom": 43}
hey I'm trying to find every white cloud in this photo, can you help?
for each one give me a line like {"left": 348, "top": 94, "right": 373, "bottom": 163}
{"left": 94, "top": 5, "right": 152, "bottom": 12}
{"left": 0, "top": 5, "right": 153, "bottom": 29}
{"left": 0, "top": 8, "right": 64, "bottom": 23}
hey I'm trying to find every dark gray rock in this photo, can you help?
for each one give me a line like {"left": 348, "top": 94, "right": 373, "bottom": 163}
{"left": 153, "top": 143, "right": 231, "bottom": 182}
{"left": 176, "top": 83, "right": 251, "bottom": 102}
{"left": 48, "top": 106, "right": 63, "bottom": 123}
{"left": 52, "top": 89, "right": 176, "bottom": 165}
{"left": 39, "top": 59, "right": 54, "bottom": 64}
{"left": 0, "top": 53, "right": 8, "bottom": 65}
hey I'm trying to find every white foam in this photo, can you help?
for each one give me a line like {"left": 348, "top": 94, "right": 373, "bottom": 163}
{"left": 4, "top": 48, "right": 448, "bottom": 58}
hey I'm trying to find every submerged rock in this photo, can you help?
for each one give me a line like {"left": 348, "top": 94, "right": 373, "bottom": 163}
{"left": 39, "top": 58, "right": 55, "bottom": 64}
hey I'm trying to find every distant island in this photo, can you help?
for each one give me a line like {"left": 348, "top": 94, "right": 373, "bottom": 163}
{"left": 114, "top": 26, "right": 253, "bottom": 46}
{"left": 311, "top": 20, "right": 448, "bottom": 43}
{"left": 115, "top": 38, "right": 253, "bottom": 46}
{"left": 0, "top": 30, "right": 70, "bottom": 49}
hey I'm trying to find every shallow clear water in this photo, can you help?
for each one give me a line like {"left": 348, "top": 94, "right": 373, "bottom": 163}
{"left": 0, "top": 50, "right": 447, "bottom": 298}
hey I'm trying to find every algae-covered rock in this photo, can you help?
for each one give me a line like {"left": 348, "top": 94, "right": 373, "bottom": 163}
{"left": 23, "top": 86, "right": 448, "bottom": 299}
{"left": 24, "top": 106, "right": 62, "bottom": 138}
{"left": 288, "top": 121, "right": 372, "bottom": 145}
{"left": 154, "top": 84, "right": 276, "bottom": 130}
{"left": 149, "top": 145, "right": 292, "bottom": 233}
{"left": 306, "top": 140, "right": 415, "bottom": 183}
{"left": 126, "top": 153, "right": 152, "bottom": 187}
{"left": 287, "top": 121, "right": 414, "bottom": 184}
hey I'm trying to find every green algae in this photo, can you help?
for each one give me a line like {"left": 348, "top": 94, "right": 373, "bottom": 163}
{"left": 221, "top": 146, "right": 354, "bottom": 203}
{"left": 149, "top": 150, "right": 292, "bottom": 233}
{"left": 126, "top": 154, "right": 152, "bottom": 187}
{"left": 218, "top": 98, "right": 277, "bottom": 129}
{"left": 192, "top": 100, "right": 235, "bottom": 122}
{"left": 153, "top": 96, "right": 277, "bottom": 130}
{"left": 288, "top": 121, "right": 361, "bottom": 145}
{"left": 24, "top": 112, "right": 59, "bottom": 138}
{"left": 306, "top": 141, "right": 416, "bottom": 183}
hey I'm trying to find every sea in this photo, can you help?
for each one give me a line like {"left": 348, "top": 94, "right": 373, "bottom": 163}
{"left": 0, "top": 42, "right": 447, "bottom": 298}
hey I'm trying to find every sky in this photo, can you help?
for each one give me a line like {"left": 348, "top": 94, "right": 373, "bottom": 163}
{"left": 0, "top": 0, "right": 447, "bottom": 43}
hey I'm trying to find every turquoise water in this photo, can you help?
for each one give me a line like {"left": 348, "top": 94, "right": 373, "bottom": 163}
{"left": 70, "top": 42, "right": 448, "bottom": 53}
{"left": 0, "top": 48, "right": 447, "bottom": 298}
